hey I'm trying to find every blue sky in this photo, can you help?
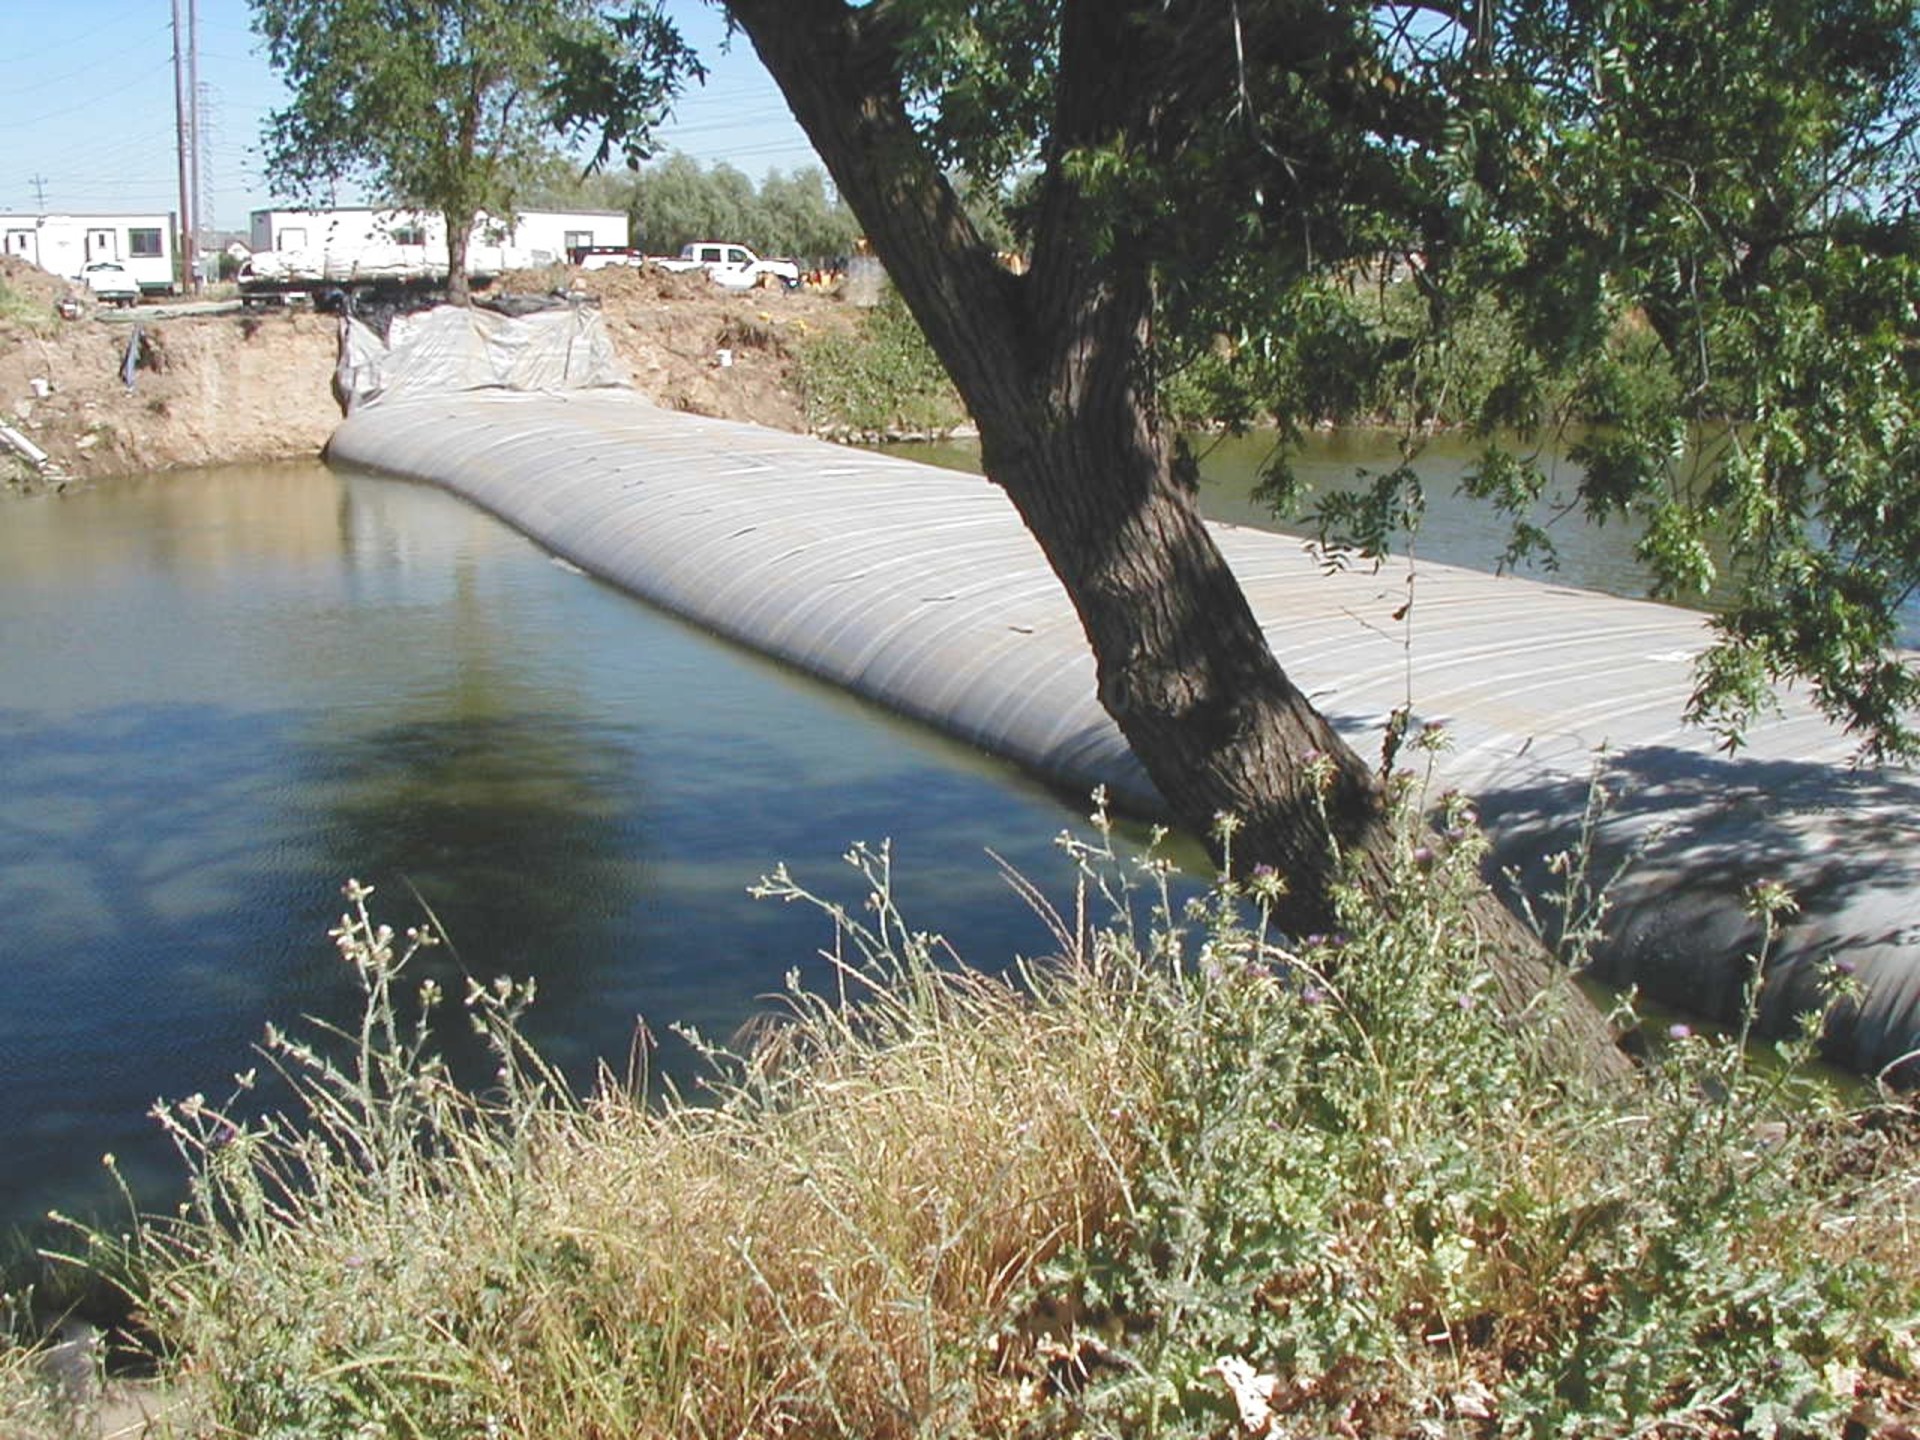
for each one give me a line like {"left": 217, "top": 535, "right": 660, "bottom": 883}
{"left": 0, "top": 0, "right": 823, "bottom": 231}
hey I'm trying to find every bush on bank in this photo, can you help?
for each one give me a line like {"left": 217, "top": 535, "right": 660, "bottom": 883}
{"left": 1, "top": 777, "right": 1915, "bottom": 1438}
{"left": 794, "top": 270, "right": 1669, "bottom": 448}
{"left": 794, "top": 290, "right": 970, "bottom": 440}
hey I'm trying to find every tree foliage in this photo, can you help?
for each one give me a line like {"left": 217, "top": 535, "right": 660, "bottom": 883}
{"left": 1494, "top": 0, "right": 1920, "bottom": 754}
{"left": 622, "top": 151, "right": 859, "bottom": 260}
{"left": 711, "top": 0, "right": 1920, "bottom": 759}
{"left": 253, "top": 0, "right": 701, "bottom": 299}
{"left": 753, "top": 166, "right": 862, "bottom": 262}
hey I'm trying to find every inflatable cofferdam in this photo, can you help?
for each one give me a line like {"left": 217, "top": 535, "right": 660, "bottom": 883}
{"left": 327, "top": 314, "right": 1920, "bottom": 1078}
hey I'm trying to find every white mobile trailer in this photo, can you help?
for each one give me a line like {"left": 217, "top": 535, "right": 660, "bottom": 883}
{"left": 247, "top": 207, "right": 629, "bottom": 275}
{"left": 0, "top": 212, "right": 179, "bottom": 296}
{"left": 494, "top": 209, "right": 629, "bottom": 264}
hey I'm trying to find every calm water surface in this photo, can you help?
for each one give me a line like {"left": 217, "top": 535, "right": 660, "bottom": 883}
{"left": 0, "top": 461, "right": 1119, "bottom": 1230}
{"left": 7, "top": 433, "right": 1901, "bottom": 1230}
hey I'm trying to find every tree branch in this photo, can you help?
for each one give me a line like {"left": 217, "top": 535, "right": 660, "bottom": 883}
{"left": 725, "top": 0, "right": 1036, "bottom": 435}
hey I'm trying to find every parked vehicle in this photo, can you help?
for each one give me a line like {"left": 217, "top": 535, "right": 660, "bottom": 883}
{"left": 651, "top": 242, "right": 801, "bottom": 289}
{"left": 570, "top": 245, "right": 644, "bottom": 270}
{"left": 81, "top": 261, "right": 140, "bottom": 307}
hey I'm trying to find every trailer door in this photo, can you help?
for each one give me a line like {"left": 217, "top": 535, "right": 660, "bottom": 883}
{"left": 3, "top": 230, "right": 34, "bottom": 263}
{"left": 86, "top": 227, "right": 117, "bottom": 261}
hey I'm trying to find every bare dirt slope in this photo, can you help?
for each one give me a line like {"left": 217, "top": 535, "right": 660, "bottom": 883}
{"left": 0, "top": 256, "right": 853, "bottom": 487}
{"left": 509, "top": 263, "right": 853, "bottom": 433}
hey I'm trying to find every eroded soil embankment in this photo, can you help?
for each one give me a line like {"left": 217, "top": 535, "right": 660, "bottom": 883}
{"left": 1, "top": 303, "right": 342, "bottom": 483}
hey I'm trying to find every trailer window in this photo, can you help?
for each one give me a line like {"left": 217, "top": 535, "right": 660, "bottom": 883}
{"left": 128, "top": 228, "right": 164, "bottom": 258}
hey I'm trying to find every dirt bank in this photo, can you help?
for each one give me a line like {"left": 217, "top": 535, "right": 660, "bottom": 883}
{"left": 0, "top": 256, "right": 853, "bottom": 488}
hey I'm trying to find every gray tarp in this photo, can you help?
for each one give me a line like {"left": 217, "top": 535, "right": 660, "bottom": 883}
{"left": 341, "top": 303, "right": 627, "bottom": 410}
{"left": 325, "top": 310, "right": 1920, "bottom": 1078}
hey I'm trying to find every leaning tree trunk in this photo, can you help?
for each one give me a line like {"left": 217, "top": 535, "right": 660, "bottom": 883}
{"left": 726, "top": 0, "right": 1632, "bottom": 1085}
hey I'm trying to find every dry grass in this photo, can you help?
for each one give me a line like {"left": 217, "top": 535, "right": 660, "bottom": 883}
{"left": 76, "top": 847, "right": 1156, "bottom": 1439}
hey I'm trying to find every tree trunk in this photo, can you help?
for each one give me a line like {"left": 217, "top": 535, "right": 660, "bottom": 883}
{"left": 726, "top": 0, "right": 1631, "bottom": 1084}
{"left": 445, "top": 211, "right": 473, "bottom": 307}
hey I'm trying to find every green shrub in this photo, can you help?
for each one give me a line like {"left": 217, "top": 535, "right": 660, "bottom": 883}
{"left": 794, "top": 289, "right": 969, "bottom": 438}
{"left": 1024, "top": 769, "right": 1916, "bottom": 1438}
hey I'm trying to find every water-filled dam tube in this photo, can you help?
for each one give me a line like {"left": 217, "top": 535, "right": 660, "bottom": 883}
{"left": 326, "top": 309, "right": 1920, "bottom": 1078}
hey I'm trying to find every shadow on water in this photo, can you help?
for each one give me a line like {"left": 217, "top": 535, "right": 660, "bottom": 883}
{"left": 306, "top": 710, "right": 652, "bottom": 1065}
{"left": 0, "top": 697, "right": 653, "bottom": 1314}
{"left": 0, "top": 698, "right": 1101, "bottom": 1246}
{"left": 0, "top": 703, "right": 339, "bottom": 1235}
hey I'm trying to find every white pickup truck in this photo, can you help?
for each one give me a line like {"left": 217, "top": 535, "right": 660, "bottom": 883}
{"left": 651, "top": 242, "right": 801, "bottom": 290}
{"left": 81, "top": 261, "right": 142, "bottom": 307}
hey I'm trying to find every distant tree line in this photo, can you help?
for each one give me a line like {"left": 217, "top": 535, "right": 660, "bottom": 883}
{"left": 515, "top": 150, "right": 862, "bottom": 263}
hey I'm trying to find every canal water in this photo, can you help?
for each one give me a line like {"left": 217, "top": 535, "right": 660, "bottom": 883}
{"left": 0, "top": 460, "right": 1123, "bottom": 1231}
{"left": 4, "top": 430, "right": 1903, "bottom": 1232}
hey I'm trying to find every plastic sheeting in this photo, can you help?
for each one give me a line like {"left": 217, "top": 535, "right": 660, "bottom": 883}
{"left": 326, "top": 360, "right": 1920, "bottom": 1079}
{"left": 340, "top": 304, "right": 627, "bottom": 411}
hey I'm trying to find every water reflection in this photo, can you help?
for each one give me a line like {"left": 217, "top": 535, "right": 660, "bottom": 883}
{"left": 0, "top": 463, "right": 1108, "bottom": 1230}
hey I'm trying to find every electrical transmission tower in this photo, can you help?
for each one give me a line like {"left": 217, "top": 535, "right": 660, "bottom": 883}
{"left": 196, "top": 80, "right": 217, "bottom": 242}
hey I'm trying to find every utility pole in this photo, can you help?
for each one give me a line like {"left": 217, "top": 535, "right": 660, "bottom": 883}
{"left": 187, "top": 0, "right": 201, "bottom": 288}
{"left": 29, "top": 174, "right": 49, "bottom": 210}
{"left": 171, "top": 0, "right": 195, "bottom": 292}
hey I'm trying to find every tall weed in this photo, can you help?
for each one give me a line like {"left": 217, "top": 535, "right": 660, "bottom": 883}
{"left": 1028, "top": 790, "right": 1917, "bottom": 1438}
{"left": 70, "top": 860, "right": 1145, "bottom": 1438}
